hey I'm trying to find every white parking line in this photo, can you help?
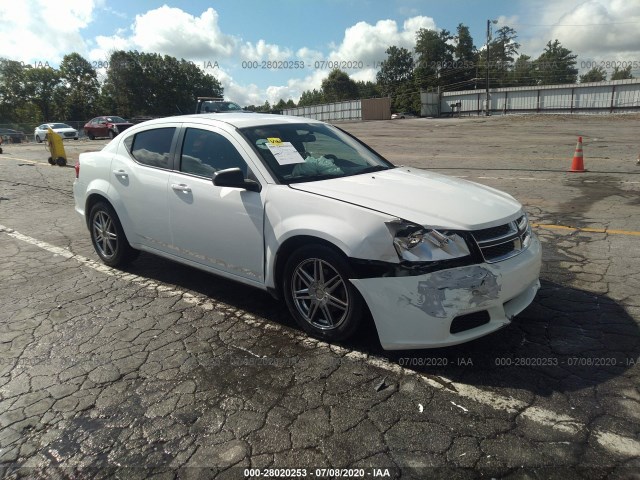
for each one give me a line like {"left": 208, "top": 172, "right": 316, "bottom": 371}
{"left": 1, "top": 224, "right": 639, "bottom": 458}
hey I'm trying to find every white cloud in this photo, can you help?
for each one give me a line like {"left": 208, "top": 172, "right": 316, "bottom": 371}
{"left": 0, "top": 0, "right": 95, "bottom": 64}
{"left": 85, "top": 9, "right": 437, "bottom": 104}
{"left": 521, "top": 0, "right": 640, "bottom": 73}
{"left": 131, "top": 6, "right": 237, "bottom": 59}
{"left": 256, "top": 15, "right": 437, "bottom": 103}
{"left": 240, "top": 40, "right": 292, "bottom": 62}
{"left": 328, "top": 16, "right": 436, "bottom": 66}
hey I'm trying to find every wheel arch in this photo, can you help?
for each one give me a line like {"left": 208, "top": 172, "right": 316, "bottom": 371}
{"left": 271, "top": 235, "right": 349, "bottom": 300}
{"left": 84, "top": 193, "right": 114, "bottom": 230}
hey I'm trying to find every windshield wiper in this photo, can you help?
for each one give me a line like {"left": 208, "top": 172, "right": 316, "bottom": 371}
{"left": 355, "top": 165, "right": 392, "bottom": 174}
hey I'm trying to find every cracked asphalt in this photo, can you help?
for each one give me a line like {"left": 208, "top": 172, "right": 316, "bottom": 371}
{"left": 0, "top": 115, "right": 639, "bottom": 479}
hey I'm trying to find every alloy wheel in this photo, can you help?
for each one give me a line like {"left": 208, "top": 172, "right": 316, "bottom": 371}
{"left": 291, "top": 258, "right": 349, "bottom": 330}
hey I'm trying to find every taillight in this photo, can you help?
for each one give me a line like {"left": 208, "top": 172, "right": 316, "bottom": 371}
{"left": 75, "top": 159, "right": 80, "bottom": 178}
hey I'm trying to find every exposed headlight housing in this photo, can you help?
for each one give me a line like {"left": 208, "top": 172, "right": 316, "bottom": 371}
{"left": 390, "top": 221, "right": 471, "bottom": 262}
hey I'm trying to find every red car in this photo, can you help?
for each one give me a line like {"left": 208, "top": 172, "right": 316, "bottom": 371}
{"left": 84, "top": 116, "right": 133, "bottom": 140}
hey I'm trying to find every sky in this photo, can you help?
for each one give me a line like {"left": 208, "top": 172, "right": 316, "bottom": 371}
{"left": 1, "top": 0, "right": 639, "bottom": 107}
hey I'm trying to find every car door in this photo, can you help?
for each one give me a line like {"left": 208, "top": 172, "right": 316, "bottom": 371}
{"left": 167, "top": 126, "right": 266, "bottom": 284}
{"left": 96, "top": 118, "right": 109, "bottom": 137}
{"left": 109, "top": 125, "right": 178, "bottom": 253}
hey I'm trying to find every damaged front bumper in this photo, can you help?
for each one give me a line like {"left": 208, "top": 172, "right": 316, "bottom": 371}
{"left": 350, "top": 234, "right": 542, "bottom": 350}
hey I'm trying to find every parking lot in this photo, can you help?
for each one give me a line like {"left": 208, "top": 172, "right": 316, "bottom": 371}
{"left": 1, "top": 114, "right": 639, "bottom": 478}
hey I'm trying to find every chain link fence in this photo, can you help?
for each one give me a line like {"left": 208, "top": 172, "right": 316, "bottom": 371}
{"left": 0, "top": 120, "right": 89, "bottom": 143}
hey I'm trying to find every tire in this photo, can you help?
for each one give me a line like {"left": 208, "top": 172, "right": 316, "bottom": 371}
{"left": 36, "top": 135, "right": 42, "bottom": 143}
{"left": 89, "top": 201, "right": 138, "bottom": 267}
{"left": 283, "top": 244, "right": 363, "bottom": 342}
{"left": 108, "top": 130, "right": 116, "bottom": 139}
{"left": 87, "top": 132, "right": 95, "bottom": 140}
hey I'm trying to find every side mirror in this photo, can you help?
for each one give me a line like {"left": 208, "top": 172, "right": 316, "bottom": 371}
{"left": 212, "top": 168, "right": 261, "bottom": 192}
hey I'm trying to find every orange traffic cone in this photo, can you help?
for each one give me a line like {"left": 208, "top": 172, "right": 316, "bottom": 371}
{"left": 569, "top": 136, "right": 587, "bottom": 172}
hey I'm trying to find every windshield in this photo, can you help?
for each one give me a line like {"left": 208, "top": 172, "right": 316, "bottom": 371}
{"left": 51, "top": 123, "right": 71, "bottom": 129}
{"left": 239, "top": 122, "right": 394, "bottom": 183}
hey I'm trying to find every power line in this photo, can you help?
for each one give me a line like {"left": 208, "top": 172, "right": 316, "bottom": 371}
{"left": 506, "top": 21, "right": 640, "bottom": 27}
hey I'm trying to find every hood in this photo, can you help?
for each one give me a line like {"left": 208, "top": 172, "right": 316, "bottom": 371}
{"left": 289, "top": 167, "right": 523, "bottom": 230}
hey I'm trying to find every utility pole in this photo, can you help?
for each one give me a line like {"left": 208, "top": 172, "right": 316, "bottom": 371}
{"left": 485, "top": 20, "right": 492, "bottom": 116}
{"left": 485, "top": 20, "right": 498, "bottom": 116}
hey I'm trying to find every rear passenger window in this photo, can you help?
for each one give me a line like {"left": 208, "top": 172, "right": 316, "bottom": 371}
{"left": 130, "top": 128, "right": 175, "bottom": 169}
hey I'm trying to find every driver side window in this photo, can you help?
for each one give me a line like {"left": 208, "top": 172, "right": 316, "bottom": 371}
{"left": 180, "top": 128, "right": 248, "bottom": 177}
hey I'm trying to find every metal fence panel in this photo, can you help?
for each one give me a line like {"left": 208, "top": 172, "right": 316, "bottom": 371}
{"left": 439, "top": 79, "right": 640, "bottom": 115}
{"left": 284, "top": 99, "right": 363, "bottom": 122}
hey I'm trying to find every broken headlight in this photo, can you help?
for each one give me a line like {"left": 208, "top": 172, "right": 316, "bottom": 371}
{"left": 391, "top": 221, "right": 471, "bottom": 262}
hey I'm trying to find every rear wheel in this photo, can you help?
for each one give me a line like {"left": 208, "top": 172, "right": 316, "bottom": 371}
{"left": 283, "top": 244, "right": 363, "bottom": 342}
{"left": 89, "top": 202, "right": 138, "bottom": 267}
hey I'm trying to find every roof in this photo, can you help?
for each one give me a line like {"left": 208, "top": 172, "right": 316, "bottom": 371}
{"left": 135, "top": 113, "right": 324, "bottom": 129}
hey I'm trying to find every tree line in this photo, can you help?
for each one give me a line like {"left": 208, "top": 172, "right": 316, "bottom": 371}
{"left": 0, "top": 51, "right": 222, "bottom": 129}
{"left": 0, "top": 24, "right": 635, "bottom": 128}
{"left": 305, "top": 24, "right": 634, "bottom": 113}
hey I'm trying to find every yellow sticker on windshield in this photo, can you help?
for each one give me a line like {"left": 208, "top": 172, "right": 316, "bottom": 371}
{"left": 267, "top": 137, "right": 282, "bottom": 145}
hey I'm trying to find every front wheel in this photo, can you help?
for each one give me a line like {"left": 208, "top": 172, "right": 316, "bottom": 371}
{"left": 108, "top": 130, "right": 116, "bottom": 139}
{"left": 89, "top": 201, "right": 138, "bottom": 267}
{"left": 283, "top": 245, "right": 363, "bottom": 342}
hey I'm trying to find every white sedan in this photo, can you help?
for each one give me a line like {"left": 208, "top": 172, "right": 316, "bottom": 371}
{"left": 73, "top": 113, "right": 541, "bottom": 349}
{"left": 34, "top": 123, "right": 79, "bottom": 142}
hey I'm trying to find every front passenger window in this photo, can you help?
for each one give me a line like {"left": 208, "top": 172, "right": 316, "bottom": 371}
{"left": 180, "top": 128, "right": 248, "bottom": 177}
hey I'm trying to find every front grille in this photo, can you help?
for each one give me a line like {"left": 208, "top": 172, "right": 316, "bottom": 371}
{"left": 472, "top": 223, "right": 513, "bottom": 242}
{"left": 471, "top": 215, "right": 531, "bottom": 263}
{"left": 63, "top": 132, "right": 75, "bottom": 137}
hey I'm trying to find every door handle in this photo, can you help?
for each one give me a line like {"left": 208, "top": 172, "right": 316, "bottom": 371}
{"left": 171, "top": 183, "right": 192, "bottom": 193}
{"left": 112, "top": 169, "right": 128, "bottom": 177}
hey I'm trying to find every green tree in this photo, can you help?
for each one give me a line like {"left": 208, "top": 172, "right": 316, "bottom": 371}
{"left": 59, "top": 53, "right": 99, "bottom": 120}
{"left": 321, "top": 69, "right": 358, "bottom": 102}
{"left": 23, "top": 66, "right": 62, "bottom": 121}
{"left": 534, "top": 40, "right": 578, "bottom": 85}
{"left": 376, "top": 46, "right": 414, "bottom": 96}
{"left": 101, "top": 51, "right": 145, "bottom": 116}
{"left": 611, "top": 65, "right": 633, "bottom": 80}
{"left": 375, "top": 45, "right": 414, "bottom": 110}
{"left": 101, "top": 50, "right": 223, "bottom": 117}
{"left": 511, "top": 54, "right": 536, "bottom": 86}
{"left": 580, "top": 66, "right": 607, "bottom": 83}
{"left": 478, "top": 26, "right": 521, "bottom": 88}
{"left": 0, "top": 59, "right": 28, "bottom": 123}
{"left": 448, "top": 23, "right": 477, "bottom": 91}
{"left": 414, "top": 28, "right": 453, "bottom": 92}
{"left": 355, "top": 80, "right": 380, "bottom": 99}
{"left": 274, "top": 98, "right": 287, "bottom": 112}
{"left": 298, "top": 88, "right": 324, "bottom": 106}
